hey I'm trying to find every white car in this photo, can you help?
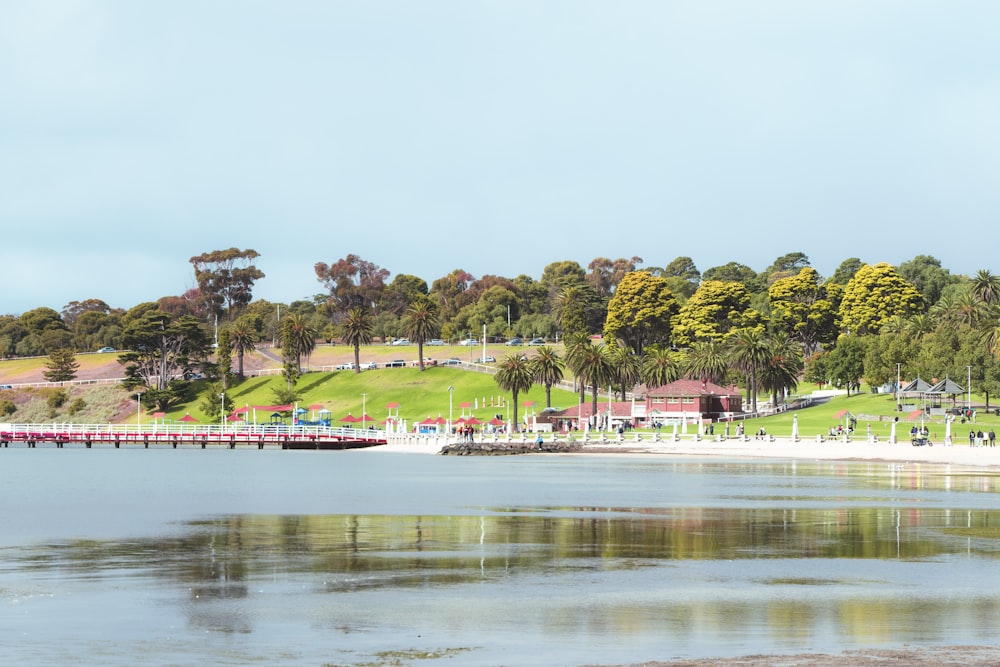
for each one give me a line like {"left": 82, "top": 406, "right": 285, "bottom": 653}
{"left": 440, "top": 358, "right": 461, "bottom": 366}
{"left": 335, "top": 362, "right": 356, "bottom": 370}
{"left": 391, "top": 338, "right": 410, "bottom": 346}
{"left": 426, "top": 339, "right": 445, "bottom": 346}
{"left": 477, "top": 356, "right": 496, "bottom": 364}
{"left": 360, "top": 361, "right": 377, "bottom": 370}
{"left": 458, "top": 338, "right": 477, "bottom": 346}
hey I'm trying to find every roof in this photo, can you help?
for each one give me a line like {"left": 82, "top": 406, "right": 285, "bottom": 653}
{"left": 646, "top": 379, "right": 740, "bottom": 397}
{"left": 900, "top": 377, "right": 933, "bottom": 394}
{"left": 927, "top": 377, "right": 964, "bottom": 394}
{"left": 552, "top": 401, "right": 635, "bottom": 419}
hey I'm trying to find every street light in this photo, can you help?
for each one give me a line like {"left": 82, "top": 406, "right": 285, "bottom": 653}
{"left": 220, "top": 392, "right": 225, "bottom": 431}
{"left": 448, "top": 386, "right": 454, "bottom": 433}
{"left": 136, "top": 391, "right": 143, "bottom": 430}
{"left": 968, "top": 365, "right": 972, "bottom": 410}
{"left": 362, "top": 393, "right": 367, "bottom": 429}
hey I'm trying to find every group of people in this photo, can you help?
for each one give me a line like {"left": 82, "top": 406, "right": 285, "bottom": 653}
{"left": 969, "top": 428, "right": 996, "bottom": 447}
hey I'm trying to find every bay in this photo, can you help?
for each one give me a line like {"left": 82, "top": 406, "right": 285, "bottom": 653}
{"left": 2, "top": 449, "right": 1000, "bottom": 666}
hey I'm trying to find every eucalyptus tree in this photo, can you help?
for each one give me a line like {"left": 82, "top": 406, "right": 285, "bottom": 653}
{"left": 494, "top": 354, "right": 536, "bottom": 429}
{"left": 641, "top": 346, "right": 681, "bottom": 388}
{"left": 403, "top": 297, "right": 441, "bottom": 371}
{"left": 528, "top": 345, "right": 565, "bottom": 409}
{"left": 189, "top": 247, "right": 265, "bottom": 321}
{"left": 339, "top": 307, "right": 374, "bottom": 374}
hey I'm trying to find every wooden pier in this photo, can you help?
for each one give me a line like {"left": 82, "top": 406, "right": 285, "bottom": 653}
{"left": 0, "top": 424, "right": 386, "bottom": 450}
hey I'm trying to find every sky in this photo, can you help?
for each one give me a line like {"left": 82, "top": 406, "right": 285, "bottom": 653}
{"left": 3, "top": 1, "right": 1000, "bottom": 315}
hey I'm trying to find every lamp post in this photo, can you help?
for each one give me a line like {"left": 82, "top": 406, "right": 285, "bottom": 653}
{"left": 220, "top": 392, "right": 225, "bottom": 431}
{"left": 448, "top": 386, "right": 454, "bottom": 432}
{"left": 362, "top": 393, "right": 367, "bottom": 429}
{"left": 136, "top": 391, "right": 143, "bottom": 430}
{"left": 968, "top": 365, "right": 972, "bottom": 410}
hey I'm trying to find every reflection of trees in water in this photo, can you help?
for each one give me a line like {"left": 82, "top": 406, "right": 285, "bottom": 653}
{"left": 30, "top": 506, "right": 1000, "bottom": 585}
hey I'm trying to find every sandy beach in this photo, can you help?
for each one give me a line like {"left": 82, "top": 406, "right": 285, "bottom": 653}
{"left": 368, "top": 434, "right": 1000, "bottom": 469}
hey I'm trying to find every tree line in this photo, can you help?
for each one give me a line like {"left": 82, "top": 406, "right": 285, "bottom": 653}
{"left": 6, "top": 249, "right": 1000, "bottom": 417}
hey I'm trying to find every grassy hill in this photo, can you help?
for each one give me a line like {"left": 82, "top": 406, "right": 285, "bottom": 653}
{"left": 2, "top": 346, "right": 998, "bottom": 439}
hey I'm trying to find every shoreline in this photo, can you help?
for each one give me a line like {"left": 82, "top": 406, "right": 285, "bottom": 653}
{"left": 367, "top": 435, "right": 1000, "bottom": 468}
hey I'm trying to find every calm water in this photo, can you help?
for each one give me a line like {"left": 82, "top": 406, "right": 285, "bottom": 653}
{"left": 3, "top": 449, "right": 1000, "bottom": 666}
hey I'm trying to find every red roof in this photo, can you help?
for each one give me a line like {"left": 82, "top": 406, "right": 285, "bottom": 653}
{"left": 646, "top": 379, "right": 739, "bottom": 397}
{"left": 555, "top": 401, "right": 633, "bottom": 419}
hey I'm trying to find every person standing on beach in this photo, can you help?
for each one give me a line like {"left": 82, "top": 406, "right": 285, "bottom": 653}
{"left": 989, "top": 429, "right": 996, "bottom": 447}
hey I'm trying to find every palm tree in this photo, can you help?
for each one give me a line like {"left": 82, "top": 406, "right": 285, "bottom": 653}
{"left": 758, "top": 333, "right": 804, "bottom": 407}
{"left": 727, "top": 328, "right": 769, "bottom": 414}
{"left": 339, "top": 307, "right": 374, "bottom": 374}
{"left": 529, "top": 345, "right": 565, "bottom": 408}
{"left": 562, "top": 332, "right": 592, "bottom": 403}
{"left": 972, "top": 269, "right": 1000, "bottom": 306}
{"left": 402, "top": 298, "right": 440, "bottom": 371}
{"left": 608, "top": 342, "right": 641, "bottom": 400}
{"left": 281, "top": 312, "right": 316, "bottom": 374}
{"left": 494, "top": 354, "right": 535, "bottom": 429}
{"left": 568, "top": 342, "right": 614, "bottom": 418}
{"left": 683, "top": 340, "right": 728, "bottom": 384}
{"left": 641, "top": 346, "right": 681, "bottom": 388}
{"left": 229, "top": 316, "right": 257, "bottom": 378}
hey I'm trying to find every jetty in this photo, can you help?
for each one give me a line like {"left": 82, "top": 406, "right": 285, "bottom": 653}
{"left": 0, "top": 423, "right": 386, "bottom": 450}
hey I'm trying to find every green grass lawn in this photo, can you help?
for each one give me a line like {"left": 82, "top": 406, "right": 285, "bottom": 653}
{"left": 171, "top": 366, "right": 582, "bottom": 426}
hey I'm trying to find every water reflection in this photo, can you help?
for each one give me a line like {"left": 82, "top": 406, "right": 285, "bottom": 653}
{"left": 17, "top": 505, "right": 1000, "bottom": 588}
{"left": 8, "top": 456, "right": 1000, "bottom": 665}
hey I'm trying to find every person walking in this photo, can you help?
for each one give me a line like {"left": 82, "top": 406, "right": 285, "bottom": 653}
{"left": 990, "top": 428, "right": 996, "bottom": 447}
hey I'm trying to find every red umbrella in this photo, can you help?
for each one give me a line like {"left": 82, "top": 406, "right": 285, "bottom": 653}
{"left": 489, "top": 417, "right": 505, "bottom": 426}
{"left": 419, "top": 417, "right": 439, "bottom": 425}
{"left": 359, "top": 414, "right": 374, "bottom": 422}
{"left": 833, "top": 409, "right": 850, "bottom": 418}
{"left": 308, "top": 403, "right": 325, "bottom": 411}
{"left": 434, "top": 416, "right": 447, "bottom": 424}
{"left": 454, "top": 417, "right": 467, "bottom": 424}
{"left": 465, "top": 417, "right": 483, "bottom": 425}
{"left": 906, "top": 409, "right": 924, "bottom": 421}
{"left": 341, "top": 414, "right": 361, "bottom": 423}
{"left": 178, "top": 414, "right": 198, "bottom": 422}
{"left": 226, "top": 414, "right": 244, "bottom": 422}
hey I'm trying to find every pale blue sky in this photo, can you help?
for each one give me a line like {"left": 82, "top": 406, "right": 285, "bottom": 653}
{"left": 3, "top": 1, "right": 999, "bottom": 314}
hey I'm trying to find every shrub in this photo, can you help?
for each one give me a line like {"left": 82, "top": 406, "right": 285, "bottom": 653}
{"left": 46, "top": 388, "right": 68, "bottom": 409}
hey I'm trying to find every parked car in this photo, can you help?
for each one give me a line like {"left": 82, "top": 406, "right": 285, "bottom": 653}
{"left": 391, "top": 338, "right": 410, "bottom": 346}
{"left": 426, "top": 339, "right": 445, "bottom": 346}
{"left": 505, "top": 338, "right": 523, "bottom": 346}
{"left": 384, "top": 359, "right": 406, "bottom": 368}
{"left": 360, "top": 361, "right": 377, "bottom": 370}
{"left": 528, "top": 338, "right": 546, "bottom": 346}
{"left": 477, "top": 356, "right": 497, "bottom": 364}
{"left": 458, "top": 338, "right": 477, "bottom": 346}
{"left": 97, "top": 347, "right": 115, "bottom": 353}
{"left": 335, "top": 362, "right": 356, "bottom": 370}
{"left": 440, "top": 358, "right": 461, "bottom": 366}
